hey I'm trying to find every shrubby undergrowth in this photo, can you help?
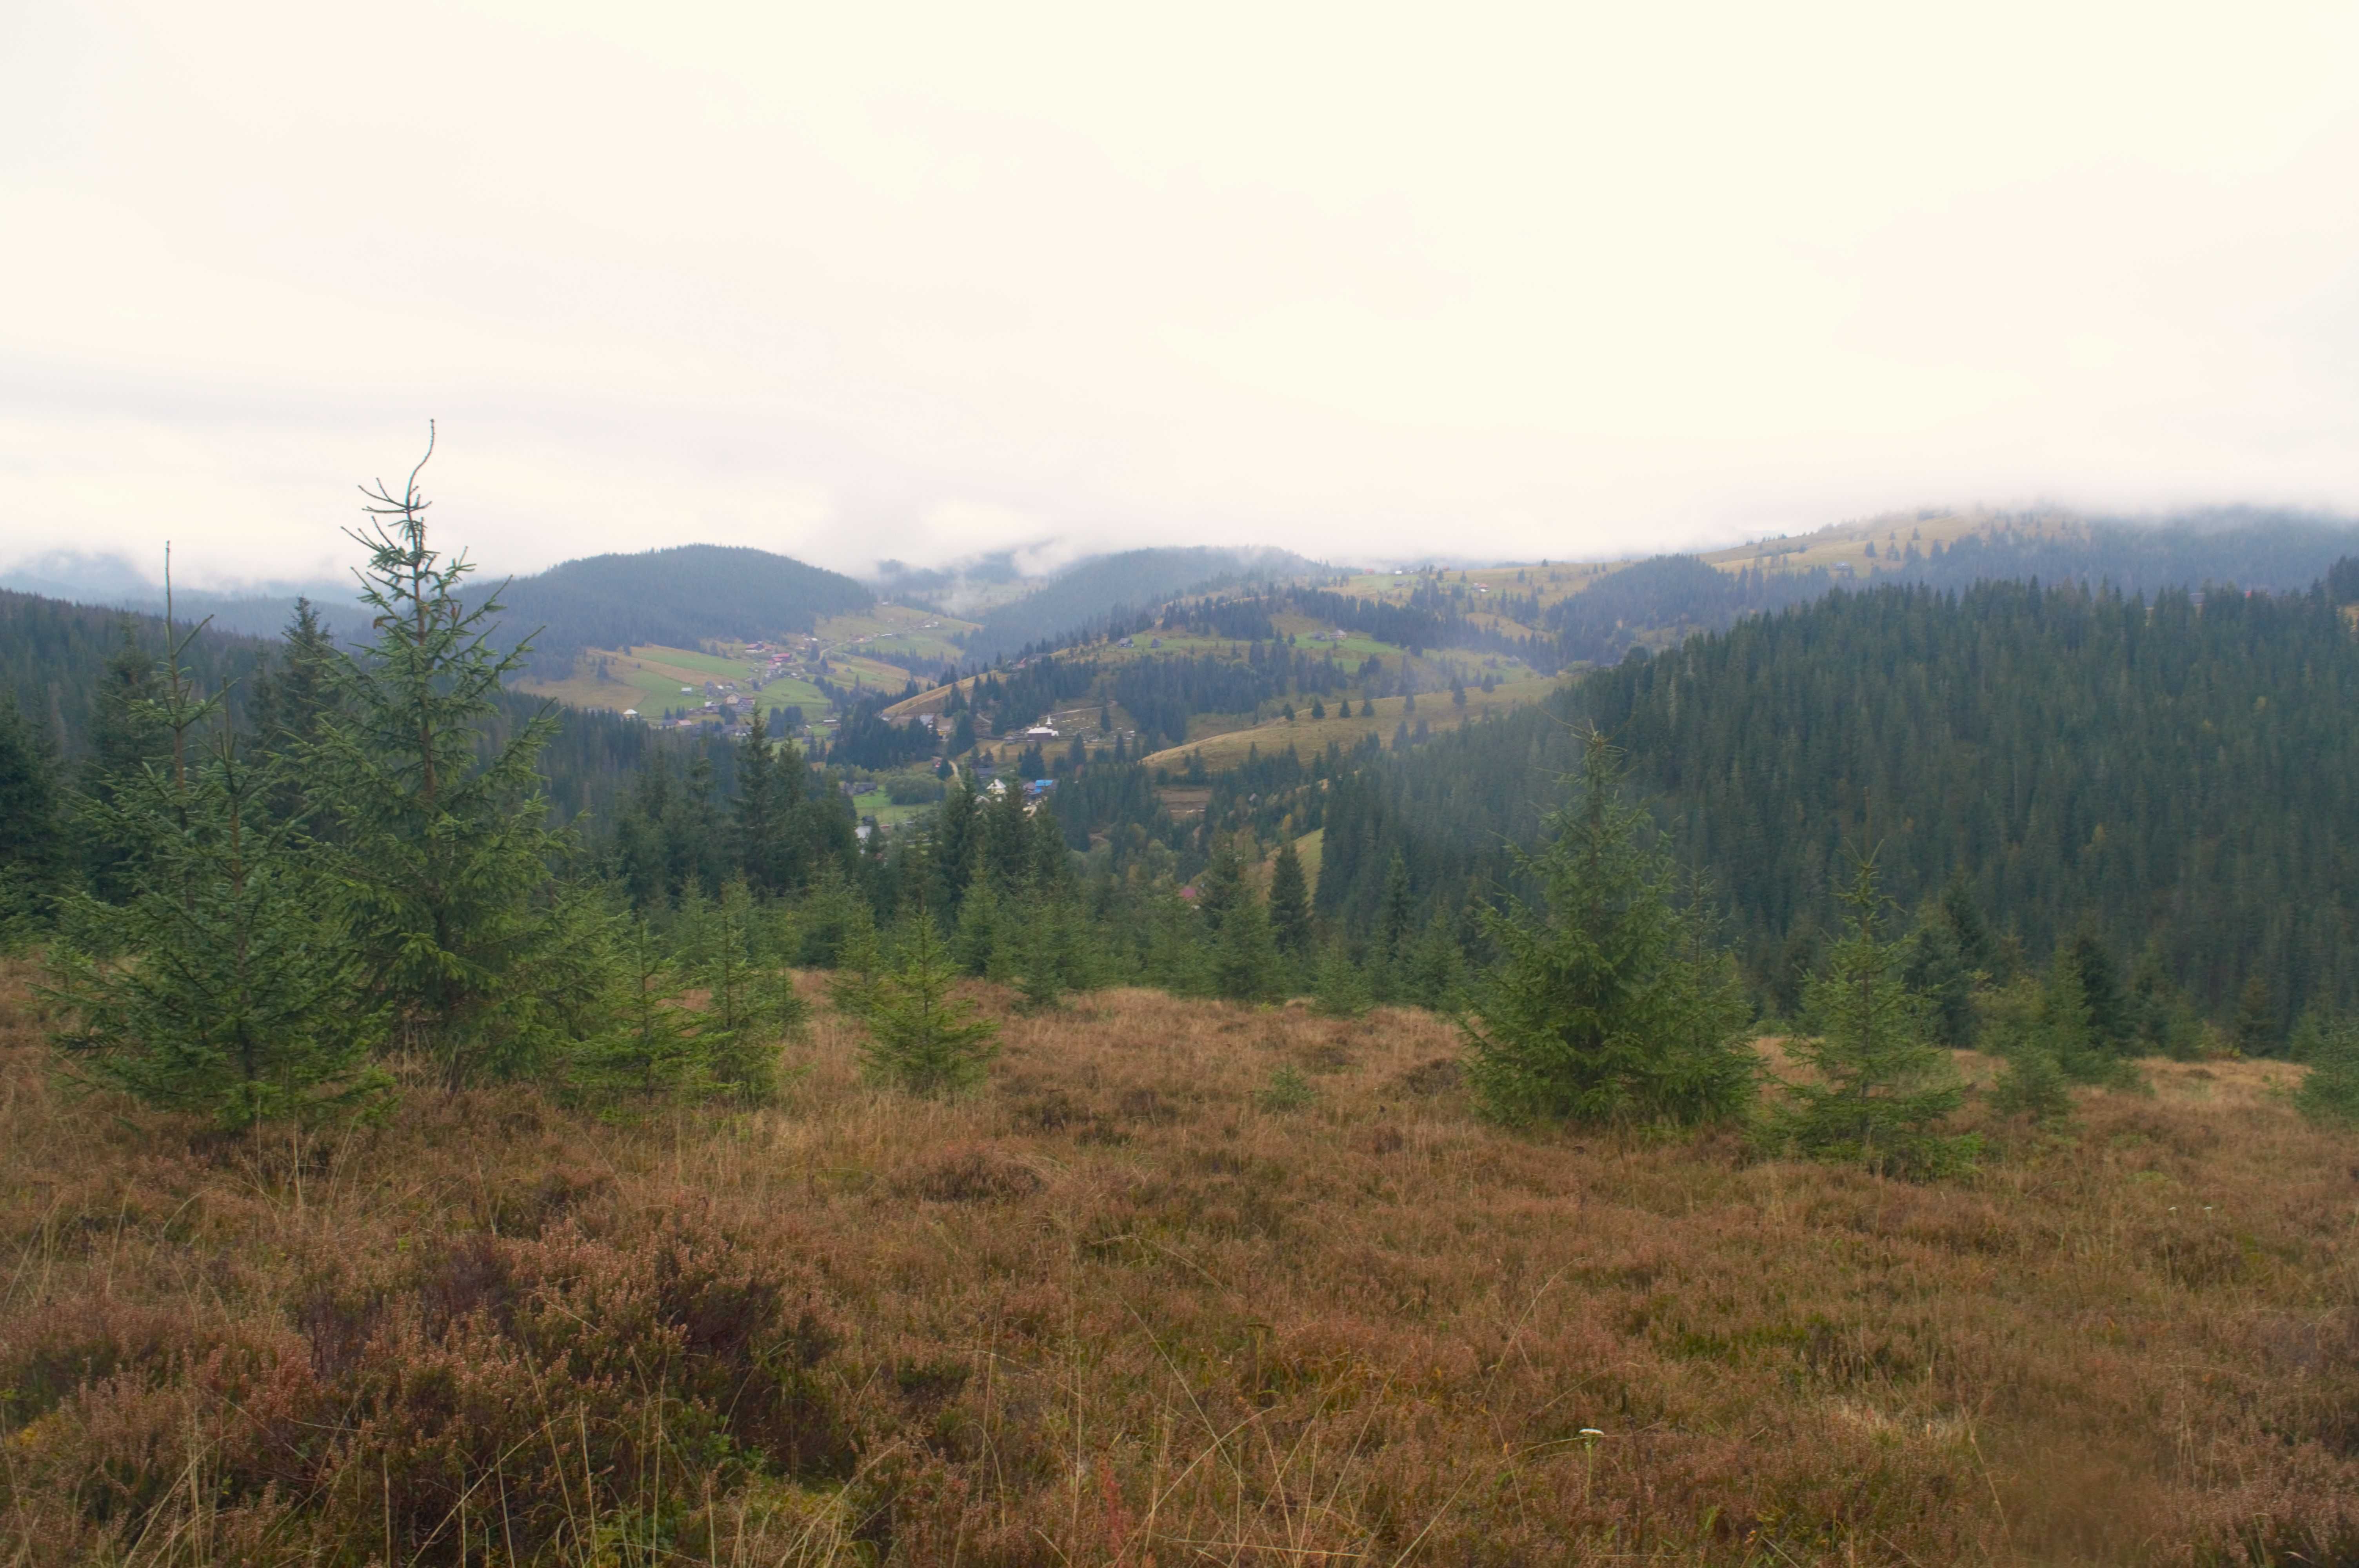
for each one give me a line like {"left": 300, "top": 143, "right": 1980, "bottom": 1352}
{"left": 2, "top": 970, "right": 2354, "bottom": 1564}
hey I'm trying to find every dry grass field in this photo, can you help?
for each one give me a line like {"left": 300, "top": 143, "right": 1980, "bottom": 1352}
{"left": 3, "top": 960, "right": 2356, "bottom": 1566}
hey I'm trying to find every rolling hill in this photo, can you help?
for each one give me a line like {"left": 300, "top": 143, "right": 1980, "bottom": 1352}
{"left": 482, "top": 544, "right": 872, "bottom": 679}
{"left": 945, "top": 545, "right": 1326, "bottom": 664}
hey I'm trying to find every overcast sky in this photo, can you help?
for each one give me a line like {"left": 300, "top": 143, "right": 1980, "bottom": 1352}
{"left": 5, "top": 2, "right": 2359, "bottom": 586}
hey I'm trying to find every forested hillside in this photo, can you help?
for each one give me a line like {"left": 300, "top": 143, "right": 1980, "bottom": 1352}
{"left": 0, "top": 589, "right": 272, "bottom": 759}
{"left": 1911, "top": 512, "right": 2359, "bottom": 596}
{"left": 1317, "top": 577, "right": 2359, "bottom": 1036}
{"left": 484, "top": 544, "right": 872, "bottom": 679}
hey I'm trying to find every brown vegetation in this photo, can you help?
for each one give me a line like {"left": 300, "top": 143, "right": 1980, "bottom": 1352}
{"left": 4, "top": 962, "right": 2356, "bottom": 1564}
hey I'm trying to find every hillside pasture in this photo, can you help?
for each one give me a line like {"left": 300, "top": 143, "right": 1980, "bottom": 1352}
{"left": 1141, "top": 669, "right": 1560, "bottom": 774}
{"left": 518, "top": 643, "right": 830, "bottom": 720}
{"left": 812, "top": 604, "right": 980, "bottom": 668}
{"left": 1327, "top": 561, "right": 1630, "bottom": 611}
{"left": 1699, "top": 508, "right": 2083, "bottom": 581}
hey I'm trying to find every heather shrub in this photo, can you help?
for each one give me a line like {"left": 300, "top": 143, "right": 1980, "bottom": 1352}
{"left": 2, "top": 1206, "right": 851, "bottom": 1563}
{"left": 907, "top": 1143, "right": 1043, "bottom": 1202}
{"left": 9, "top": 970, "right": 2359, "bottom": 1564}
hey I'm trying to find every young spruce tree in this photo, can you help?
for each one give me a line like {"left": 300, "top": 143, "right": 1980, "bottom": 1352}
{"left": 850, "top": 908, "right": 1000, "bottom": 1096}
{"left": 45, "top": 603, "right": 385, "bottom": 1127}
{"left": 1311, "top": 936, "right": 1372, "bottom": 1018}
{"left": 572, "top": 916, "right": 707, "bottom": 1107}
{"left": 318, "top": 431, "right": 607, "bottom": 1089}
{"left": 79, "top": 621, "right": 169, "bottom": 904}
{"left": 2293, "top": 1016, "right": 2359, "bottom": 1126}
{"left": 1210, "top": 881, "right": 1285, "bottom": 1004}
{"left": 1774, "top": 855, "right": 1974, "bottom": 1177}
{"left": 684, "top": 876, "right": 807, "bottom": 1102}
{"left": 1462, "top": 730, "right": 1754, "bottom": 1127}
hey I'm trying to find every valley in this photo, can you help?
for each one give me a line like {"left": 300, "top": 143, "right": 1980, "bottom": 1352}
{"left": 9, "top": 505, "right": 2359, "bottom": 1567}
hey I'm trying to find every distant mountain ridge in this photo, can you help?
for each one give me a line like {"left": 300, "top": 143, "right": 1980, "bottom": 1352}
{"left": 0, "top": 552, "right": 362, "bottom": 640}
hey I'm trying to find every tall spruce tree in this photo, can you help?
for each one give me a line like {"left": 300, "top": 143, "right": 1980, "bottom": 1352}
{"left": 318, "top": 432, "right": 605, "bottom": 1089}
{"left": 1462, "top": 730, "right": 1755, "bottom": 1127}
{"left": 1268, "top": 838, "right": 1312, "bottom": 963}
{"left": 1774, "top": 856, "right": 1972, "bottom": 1177}
{"left": 732, "top": 709, "right": 802, "bottom": 895}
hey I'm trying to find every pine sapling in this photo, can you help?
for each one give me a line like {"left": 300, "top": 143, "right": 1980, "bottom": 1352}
{"left": 574, "top": 917, "right": 708, "bottom": 1108}
{"left": 849, "top": 910, "right": 1000, "bottom": 1096}
{"left": 2294, "top": 1018, "right": 2359, "bottom": 1127}
{"left": 44, "top": 589, "right": 387, "bottom": 1127}
{"left": 1774, "top": 855, "right": 1974, "bottom": 1177}
{"left": 1462, "top": 729, "right": 1755, "bottom": 1128}
{"left": 1312, "top": 938, "right": 1372, "bottom": 1019}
